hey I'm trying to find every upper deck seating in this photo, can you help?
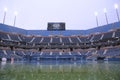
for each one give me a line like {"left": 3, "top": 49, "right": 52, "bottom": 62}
{"left": 79, "top": 36, "right": 93, "bottom": 43}
{"left": 9, "top": 34, "right": 20, "bottom": 41}
{"left": 70, "top": 37, "right": 80, "bottom": 43}
{"left": 92, "top": 34, "right": 102, "bottom": 41}
{"left": 102, "top": 32, "right": 113, "bottom": 40}
{"left": 32, "top": 37, "right": 42, "bottom": 43}
{"left": 52, "top": 37, "right": 60, "bottom": 43}
{"left": 61, "top": 37, "right": 70, "bottom": 43}
{"left": 115, "top": 30, "right": 120, "bottom": 38}
{"left": 79, "top": 37, "right": 87, "bottom": 43}
{"left": 41, "top": 37, "right": 51, "bottom": 43}
{"left": 22, "top": 37, "right": 33, "bottom": 43}
{"left": 0, "top": 32, "right": 9, "bottom": 40}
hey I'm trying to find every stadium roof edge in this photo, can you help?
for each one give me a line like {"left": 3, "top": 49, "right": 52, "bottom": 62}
{"left": 0, "top": 21, "right": 120, "bottom": 36}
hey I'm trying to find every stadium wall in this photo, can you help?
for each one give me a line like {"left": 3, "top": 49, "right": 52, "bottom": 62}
{"left": 86, "top": 22, "right": 120, "bottom": 34}
{"left": 27, "top": 30, "right": 85, "bottom": 36}
{"left": 0, "top": 22, "right": 120, "bottom": 36}
{"left": 0, "top": 23, "right": 27, "bottom": 35}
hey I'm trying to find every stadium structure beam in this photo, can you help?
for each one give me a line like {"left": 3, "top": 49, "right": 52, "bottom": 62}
{"left": 104, "top": 8, "right": 109, "bottom": 24}
{"left": 13, "top": 11, "right": 18, "bottom": 27}
{"left": 114, "top": 4, "right": 120, "bottom": 22}
{"left": 3, "top": 8, "right": 7, "bottom": 24}
{"left": 94, "top": 12, "right": 99, "bottom": 27}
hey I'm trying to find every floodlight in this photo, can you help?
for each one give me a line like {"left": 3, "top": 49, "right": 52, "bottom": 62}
{"left": 114, "top": 4, "right": 118, "bottom": 9}
{"left": 4, "top": 8, "right": 8, "bottom": 12}
{"left": 94, "top": 12, "right": 98, "bottom": 16}
{"left": 14, "top": 11, "right": 18, "bottom": 16}
{"left": 103, "top": 8, "right": 107, "bottom": 13}
{"left": 114, "top": 4, "right": 120, "bottom": 21}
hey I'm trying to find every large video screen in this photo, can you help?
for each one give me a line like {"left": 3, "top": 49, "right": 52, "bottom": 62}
{"left": 47, "top": 22, "right": 65, "bottom": 31}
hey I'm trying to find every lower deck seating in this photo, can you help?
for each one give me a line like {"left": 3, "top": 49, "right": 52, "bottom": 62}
{"left": 0, "top": 47, "right": 120, "bottom": 61}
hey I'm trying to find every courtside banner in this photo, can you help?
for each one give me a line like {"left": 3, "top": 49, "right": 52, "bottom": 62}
{"left": 47, "top": 22, "right": 65, "bottom": 31}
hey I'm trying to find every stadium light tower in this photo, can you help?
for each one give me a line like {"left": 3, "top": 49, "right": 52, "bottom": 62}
{"left": 3, "top": 8, "right": 8, "bottom": 24}
{"left": 103, "top": 8, "right": 109, "bottom": 24}
{"left": 13, "top": 11, "right": 18, "bottom": 27}
{"left": 114, "top": 4, "right": 120, "bottom": 21}
{"left": 94, "top": 12, "right": 99, "bottom": 27}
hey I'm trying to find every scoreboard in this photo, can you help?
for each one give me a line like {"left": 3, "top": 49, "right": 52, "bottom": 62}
{"left": 47, "top": 22, "right": 65, "bottom": 31}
